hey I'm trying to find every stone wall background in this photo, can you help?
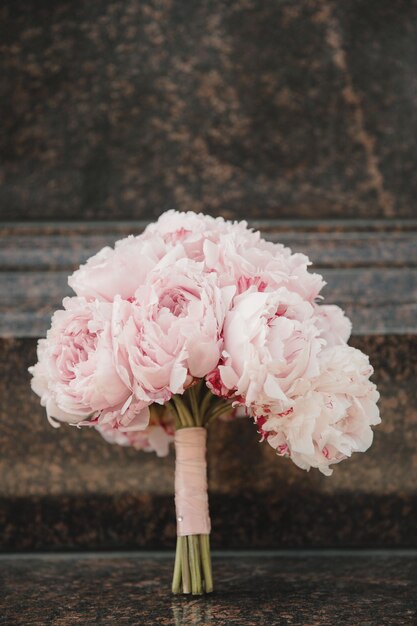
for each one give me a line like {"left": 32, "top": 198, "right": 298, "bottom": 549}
{"left": 2, "top": 0, "right": 417, "bottom": 221}
{"left": 1, "top": 0, "right": 416, "bottom": 550}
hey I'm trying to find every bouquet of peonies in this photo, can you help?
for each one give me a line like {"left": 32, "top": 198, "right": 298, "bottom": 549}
{"left": 30, "top": 211, "right": 380, "bottom": 595}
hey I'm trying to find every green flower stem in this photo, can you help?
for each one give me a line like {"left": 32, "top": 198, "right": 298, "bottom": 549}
{"left": 199, "top": 534, "right": 213, "bottom": 593}
{"left": 205, "top": 402, "right": 234, "bottom": 426}
{"left": 171, "top": 395, "right": 194, "bottom": 428}
{"left": 171, "top": 535, "right": 183, "bottom": 593}
{"left": 188, "top": 385, "right": 201, "bottom": 426}
{"left": 181, "top": 536, "right": 191, "bottom": 594}
{"left": 172, "top": 534, "right": 212, "bottom": 595}
{"left": 199, "top": 389, "right": 214, "bottom": 422}
{"left": 189, "top": 535, "right": 202, "bottom": 595}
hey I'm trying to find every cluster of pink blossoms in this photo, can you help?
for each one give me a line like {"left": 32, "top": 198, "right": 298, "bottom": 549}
{"left": 30, "top": 211, "right": 380, "bottom": 475}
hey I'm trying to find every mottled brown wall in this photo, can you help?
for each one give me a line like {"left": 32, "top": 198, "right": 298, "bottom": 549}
{"left": 1, "top": 335, "right": 417, "bottom": 550}
{"left": 1, "top": 0, "right": 417, "bottom": 221}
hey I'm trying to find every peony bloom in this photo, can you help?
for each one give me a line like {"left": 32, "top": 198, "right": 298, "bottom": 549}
{"left": 145, "top": 210, "right": 325, "bottom": 301}
{"left": 97, "top": 405, "right": 175, "bottom": 457}
{"left": 97, "top": 423, "right": 173, "bottom": 456}
{"left": 210, "top": 287, "right": 324, "bottom": 408}
{"left": 111, "top": 260, "right": 235, "bottom": 406}
{"left": 315, "top": 304, "right": 352, "bottom": 348}
{"left": 29, "top": 209, "right": 379, "bottom": 469}
{"left": 143, "top": 210, "right": 258, "bottom": 257}
{"left": 68, "top": 234, "right": 168, "bottom": 301}
{"left": 69, "top": 209, "right": 325, "bottom": 310}
{"left": 29, "top": 296, "right": 149, "bottom": 430}
{"left": 256, "top": 345, "right": 380, "bottom": 475}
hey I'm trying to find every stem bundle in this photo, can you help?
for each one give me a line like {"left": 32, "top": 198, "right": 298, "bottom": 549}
{"left": 168, "top": 382, "right": 232, "bottom": 595}
{"left": 171, "top": 534, "right": 213, "bottom": 595}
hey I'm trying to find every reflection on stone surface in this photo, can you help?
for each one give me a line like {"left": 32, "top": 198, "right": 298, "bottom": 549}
{"left": 171, "top": 601, "right": 215, "bottom": 626}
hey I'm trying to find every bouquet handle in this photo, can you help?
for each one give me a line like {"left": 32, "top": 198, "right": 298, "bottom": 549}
{"left": 172, "top": 427, "right": 213, "bottom": 594}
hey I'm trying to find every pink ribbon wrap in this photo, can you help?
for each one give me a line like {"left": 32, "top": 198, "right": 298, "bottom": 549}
{"left": 174, "top": 427, "right": 211, "bottom": 536}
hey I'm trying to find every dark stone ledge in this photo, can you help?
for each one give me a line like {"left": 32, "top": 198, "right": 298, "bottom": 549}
{"left": 1, "top": 219, "right": 416, "bottom": 337}
{"left": 1, "top": 491, "right": 417, "bottom": 552}
{"left": 2, "top": 219, "right": 417, "bottom": 271}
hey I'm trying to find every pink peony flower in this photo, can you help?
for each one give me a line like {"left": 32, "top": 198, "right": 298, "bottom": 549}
{"left": 143, "top": 210, "right": 258, "bottom": 258}
{"left": 29, "top": 296, "right": 149, "bottom": 429}
{"left": 97, "top": 423, "right": 173, "bottom": 456}
{"left": 69, "top": 209, "right": 325, "bottom": 315}
{"left": 30, "top": 209, "right": 379, "bottom": 467}
{"left": 96, "top": 405, "right": 175, "bottom": 457}
{"left": 315, "top": 304, "right": 352, "bottom": 347}
{"left": 68, "top": 234, "right": 168, "bottom": 301}
{"left": 145, "top": 210, "right": 325, "bottom": 302}
{"left": 256, "top": 345, "right": 380, "bottom": 475}
{"left": 111, "top": 260, "right": 235, "bottom": 406}
{"left": 210, "top": 287, "right": 324, "bottom": 408}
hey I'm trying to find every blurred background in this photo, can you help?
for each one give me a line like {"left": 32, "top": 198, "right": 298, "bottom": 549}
{"left": 0, "top": 0, "right": 416, "bottom": 552}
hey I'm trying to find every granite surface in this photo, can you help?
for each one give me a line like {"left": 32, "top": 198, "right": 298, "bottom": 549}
{"left": 1, "top": 333, "right": 416, "bottom": 551}
{"left": 1, "top": 552, "right": 417, "bottom": 625}
{"left": 2, "top": 0, "right": 417, "bottom": 220}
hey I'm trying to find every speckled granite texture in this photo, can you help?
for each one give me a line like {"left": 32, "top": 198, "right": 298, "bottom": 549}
{"left": 1, "top": 553, "right": 417, "bottom": 625}
{"left": 2, "top": 0, "right": 417, "bottom": 220}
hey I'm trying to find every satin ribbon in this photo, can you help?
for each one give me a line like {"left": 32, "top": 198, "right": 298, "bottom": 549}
{"left": 174, "top": 427, "right": 211, "bottom": 536}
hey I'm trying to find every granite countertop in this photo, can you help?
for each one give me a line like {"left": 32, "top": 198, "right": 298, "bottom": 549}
{"left": 2, "top": 551, "right": 417, "bottom": 625}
